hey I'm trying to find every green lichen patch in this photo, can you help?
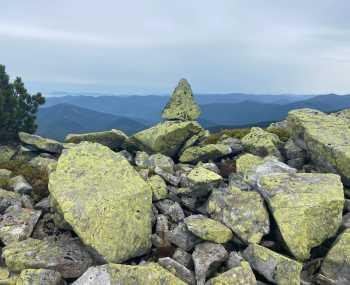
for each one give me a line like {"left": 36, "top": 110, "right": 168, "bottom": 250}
{"left": 179, "top": 144, "right": 231, "bottom": 164}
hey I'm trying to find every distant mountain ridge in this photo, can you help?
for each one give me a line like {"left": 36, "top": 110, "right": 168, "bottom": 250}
{"left": 38, "top": 94, "right": 350, "bottom": 140}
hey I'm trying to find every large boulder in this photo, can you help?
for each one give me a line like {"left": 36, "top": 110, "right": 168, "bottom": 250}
{"left": 161, "top": 79, "right": 201, "bottom": 121}
{"left": 2, "top": 238, "right": 92, "bottom": 278}
{"left": 49, "top": 142, "right": 152, "bottom": 263}
{"left": 288, "top": 108, "right": 350, "bottom": 185}
{"left": 321, "top": 228, "right": 350, "bottom": 284}
{"left": 243, "top": 244, "right": 302, "bottom": 285}
{"left": 72, "top": 263, "right": 187, "bottom": 285}
{"left": 18, "top": 132, "right": 63, "bottom": 154}
{"left": 16, "top": 269, "right": 64, "bottom": 285}
{"left": 65, "top": 129, "right": 128, "bottom": 150}
{"left": 206, "top": 186, "right": 269, "bottom": 244}
{"left": 179, "top": 144, "right": 232, "bottom": 164}
{"left": 258, "top": 173, "right": 344, "bottom": 260}
{"left": 241, "top": 127, "right": 282, "bottom": 158}
{"left": 130, "top": 121, "right": 203, "bottom": 157}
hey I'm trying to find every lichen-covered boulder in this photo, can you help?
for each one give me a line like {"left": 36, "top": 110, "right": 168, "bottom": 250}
{"left": 161, "top": 79, "right": 201, "bottom": 121}
{"left": 146, "top": 153, "right": 175, "bottom": 173}
{"left": 184, "top": 215, "right": 233, "bottom": 243}
{"left": 65, "top": 129, "right": 128, "bottom": 150}
{"left": 148, "top": 175, "right": 168, "bottom": 201}
{"left": 236, "top": 154, "right": 296, "bottom": 186}
{"left": 243, "top": 244, "right": 302, "bottom": 285}
{"left": 29, "top": 156, "right": 57, "bottom": 175}
{"left": 0, "top": 145, "right": 17, "bottom": 163}
{"left": 258, "top": 173, "right": 344, "bottom": 260}
{"left": 49, "top": 142, "right": 152, "bottom": 263}
{"left": 288, "top": 108, "right": 350, "bottom": 185}
{"left": 2, "top": 238, "right": 92, "bottom": 278}
{"left": 242, "top": 127, "right": 282, "bottom": 158}
{"left": 179, "top": 144, "right": 232, "bottom": 164}
{"left": 72, "top": 263, "right": 187, "bottom": 285}
{"left": 321, "top": 228, "right": 350, "bottom": 284}
{"left": 130, "top": 121, "right": 203, "bottom": 157}
{"left": 16, "top": 269, "right": 64, "bottom": 285}
{"left": 206, "top": 261, "right": 256, "bottom": 285}
{"left": 0, "top": 189, "right": 22, "bottom": 214}
{"left": 206, "top": 187, "right": 269, "bottom": 244}
{"left": 18, "top": 132, "right": 63, "bottom": 154}
{"left": 158, "top": 257, "right": 196, "bottom": 285}
{"left": 0, "top": 205, "right": 41, "bottom": 245}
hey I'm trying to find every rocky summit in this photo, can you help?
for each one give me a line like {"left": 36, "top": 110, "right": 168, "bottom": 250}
{"left": 0, "top": 80, "right": 350, "bottom": 284}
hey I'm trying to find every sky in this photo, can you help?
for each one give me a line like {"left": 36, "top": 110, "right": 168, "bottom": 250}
{"left": 1, "top": 1, "right": 350, "bottom": 95}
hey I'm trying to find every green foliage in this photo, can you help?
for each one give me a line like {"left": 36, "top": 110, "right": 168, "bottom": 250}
{"left": 0, "top": 64, "right": 45, "bottom": 143}
{"left": 266, "top": 127, "right": 290, "bottom": 142}
{"left": 0, "top": 160, "right": 48, "bottom": 200}
{"left": 204, "top": 128, "right": 251, "bottom": 144}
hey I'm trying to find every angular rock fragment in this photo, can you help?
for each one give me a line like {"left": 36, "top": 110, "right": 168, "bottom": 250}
{"left": 146, "top": 153, "right": 175, "bottom": 173}
{"left": 0, "top": 145, "right": 17, "bottom": 163}
{"left": 206, "top": 261, "right": 256, "bottom": 285}
{"left": 321, "top": 228, "right": 350, "bottom": 284}
{"left": 0, "top": 189, "right": 22, "bottom": 214}
{"left": 158, "top": 257, "right": 196, "bottom": 284}
{"left": 173, "top": 248, "right": 193, "bottom": 269}
{"left": 16, "top": 269, "right": 64, "bottom": 285}
{"left": 162, "top": 79, "right": 201, "bottom": 121}
{"left": 179, "top": 144, "right": 232, "bottom": 164}
{"left": 155, "top": 199, "right": 185, "bottom": 223}
{"left": 49, "top": 142, "right": 152, "bottom": 263}
{"left": 192, "top": 242, "right": 228, "bottom": 285}
{"left": 288, "top": 108, "right": 350, "bottom": 185}
{"left": 2, "top": 238, "right": 92, "bottom": 278}
{"left": 184, "top": 214, "right": 233, "bottom": 243}
{"left": 243, "top": 243, "right": 302, "bottom": 285}
{"left": 0, "top": 205, "right": 41, "bottom": 245}
{"left": 8, "top": 175, "right": 32, "bottom": 195}
{"left": 148, "top": 175, "right": 168, "bottom": 201}
{"left": 18, "top": 132, "right": 63, "bottom": 154}
{"left": 258, "top": 173, "right": 344, "bottom": 260}
{"left": 206, "top": 187, "right": 269, "bottom": 244}
{"left": 130, "top": 121, "right": 203, "bottom": 157}
{"left": 29, "top": 156, "right": 57, "bottom": 175}
{"left": 186, "top": 166, "right": 222, "bottom": 197}
{"left": 168, "top": 223, "right": 201, "bottom": 251}
{"left": 72, "top": 263, "right": 186, "bottom": 285}
{"left": 65, "top": 129, "right": 128, "bottom": 150}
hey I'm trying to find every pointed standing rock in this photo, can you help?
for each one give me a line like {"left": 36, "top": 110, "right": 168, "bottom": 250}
{"left": 162, "top": 79, "right": 201, "bottom": 121}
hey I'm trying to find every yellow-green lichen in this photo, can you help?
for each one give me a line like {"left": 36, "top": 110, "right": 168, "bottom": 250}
{"left": 179, "top": 144, "right": 231, "bottom": 164}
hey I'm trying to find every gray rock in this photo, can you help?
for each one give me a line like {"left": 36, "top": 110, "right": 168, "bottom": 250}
{"left": 159, "top": 257, "right": 196, "bottom": 285}
{"left": 228, "top": 173, "right": 252, "bottom": 191}
{"left": 218, "top": 137, "right": 244, "bottom": 154}
{"left": 155, "top": 214, "right": 170, "bottom": 235}
{"left": 117, "top": 150, "right": 133, "bottom": 163}
{"left": 0, "top": 169, "right": 12, "bottom": 179}
{"left": 155, "top": 199, "right": 185, "bottom": 223}
{"left": 8, "top": 175, "right": 32, "bottom": 194}
{"left": 0, "top": 189, "right": 22, "bottom": 214}
{"left": 0, "top": 205, "right": 41, "bottom": 245}
{"left": 146, "top": 153, "right": 175, "bottom": 173}
{"left": 168, "top": 223, "right": 201, "bottom": 251}
{"left": 134, "top": 151, "right": 150, "bottom": 168}
{"left": 16, "top": 269, "right": 65, "bottom": 285}
{"left": 226, "top": 251, "right": 244, "bottom": 269}
{"left": 72, "top": 265, "right": 111, "bottom": 285}
{"left": 154, "top": 166, "right": 181, "bottom": 186}
{"left": 29, "top": 156, "right": 57, "bottom": 175}
{"left": 2, "top": 237, "right": 92, "bottom": 278}
{"left": 172, "top": 248, "right": 193, "bottom": 269}
{"left": 19, "top": 132, "right": 63, "bottom": 154}
{"left": 192, "top": 242, "right": 228, "bottom": 285}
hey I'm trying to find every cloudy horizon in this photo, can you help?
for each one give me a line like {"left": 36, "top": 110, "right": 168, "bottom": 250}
{"left": 1, "top": 1, "right": 350, "bottom": 95}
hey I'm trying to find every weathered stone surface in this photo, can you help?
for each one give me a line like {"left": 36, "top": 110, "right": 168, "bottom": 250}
{"left": 16, "top": 269, "right": 64, "bottom": 285}
{"left": 49, "top": 142, "right": 152, "bottom": 263}
{"left": 184, "top": 214, "right": 233, "bottom": 244}
{"left": 0, "top": 205, "right": 41, "bottom": 245}
{"left": 0, "top": 189, "right": 22, "bottom": 214}
{"left": 258, "top": 173, "right": 344, "bottom": 260}
{"left": 242, "top": 127, "right": 282, "bottom": 158}
{"left": 28, "top": 156, "right": 57, "bottom": 175}
{"left": 130, "top": 121, "right": 203, "bottom": 157}
{"left": 8, "top": 176, "right": 32, "bottom": 195}
{"left": 148, "top": 175, "right": 168, "bottom": 201}
{"left": 72, "top": 263, "right": 186, "bottom": 285}
{"left": 321, "top": 228, "right": 350, "bottom": 284}
{"left": 168, "top": 223, "right": 201, "bottom": 251}
{"left": 146, "top": 153, "right": 175, "bottom": 173}
{"left": 65, "top": 129, "right": 128, "bottom": 150}
{"left": 0, "top": 169, "right": 12, "bottom": 179}
{"left": 2, "top": 238, "right": 92, "bottom": 278}
{"left": 134, "top": 151, "right": 150, "bottom": 168}
{"left": 236, "top": 154, "right": 296, "bottom": 186}
{"left": 155, "top": 199, "right": 185, "bottom": 223}
{"left": 206, "top": 187, "right": 269, "bottom": 244}
{"left": 179, "top": 144, "right": 231, "bottom": 164}
{"left": 155, "top": 167, "right": 181, "bottom": 186}
{"left": 172, "top": 248, "right": 193, "bottom": 269}
{"left": 206, "top": 261, "right": 256, "bottom": 285}
{"left": 186, "top": 166, "right": 222, "bottom": 196}
{"left": 158, "top": 257, "right": 196, "bottom": 285}
{"left": 288, "top": 108, "right": 350, "bottom": 185}
{"left": 18, "top": 132, "right": 63, "bottom": 154}
{"left": 243, "top": 244, "right": 302, "bottom": 285}
{"left": 162, "top": 79, "right": 201, "bottom": 121}
{"left": 0, "top": 145, "right": 17, "bottom": 163}
{"left": 192, "top": 242, "right": 228, "bottom": 285}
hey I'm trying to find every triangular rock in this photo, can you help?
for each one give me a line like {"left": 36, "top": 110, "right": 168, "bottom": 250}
{"left": 161, "top": 79, "right": 201, "bottom": 121}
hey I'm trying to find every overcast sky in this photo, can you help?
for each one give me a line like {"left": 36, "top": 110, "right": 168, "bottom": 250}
{"left": 1, "top": 1, "right": 350, "bottom": 95}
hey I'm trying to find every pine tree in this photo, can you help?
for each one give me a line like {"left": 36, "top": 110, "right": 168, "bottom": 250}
{"left": 0, "top": 65, "right": 45, "bottom": 143}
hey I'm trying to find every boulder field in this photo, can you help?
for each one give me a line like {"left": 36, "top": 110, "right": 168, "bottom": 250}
{"left": 0, "top": 79, "right": 348, "bottom": 284}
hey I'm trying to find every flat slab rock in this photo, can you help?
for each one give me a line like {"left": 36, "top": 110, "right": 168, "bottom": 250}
{"left": 16, "top": 269, "right": 64, "bottom": 285}
{"left": 258, "top": 172, "right": 344, "bottom": 260}
{"left": 18, "top": 132, "right": 63, "bottom": 154}
{"left": 49, "top": 142, "right": 152, "bottom": 263}
{"left": 72, "top": 263, "right": 187, "bottom": 285}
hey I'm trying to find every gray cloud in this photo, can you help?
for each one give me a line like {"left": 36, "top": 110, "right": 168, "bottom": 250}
{"left": 1, "top": 0, "right": 350, "bottom": 94}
